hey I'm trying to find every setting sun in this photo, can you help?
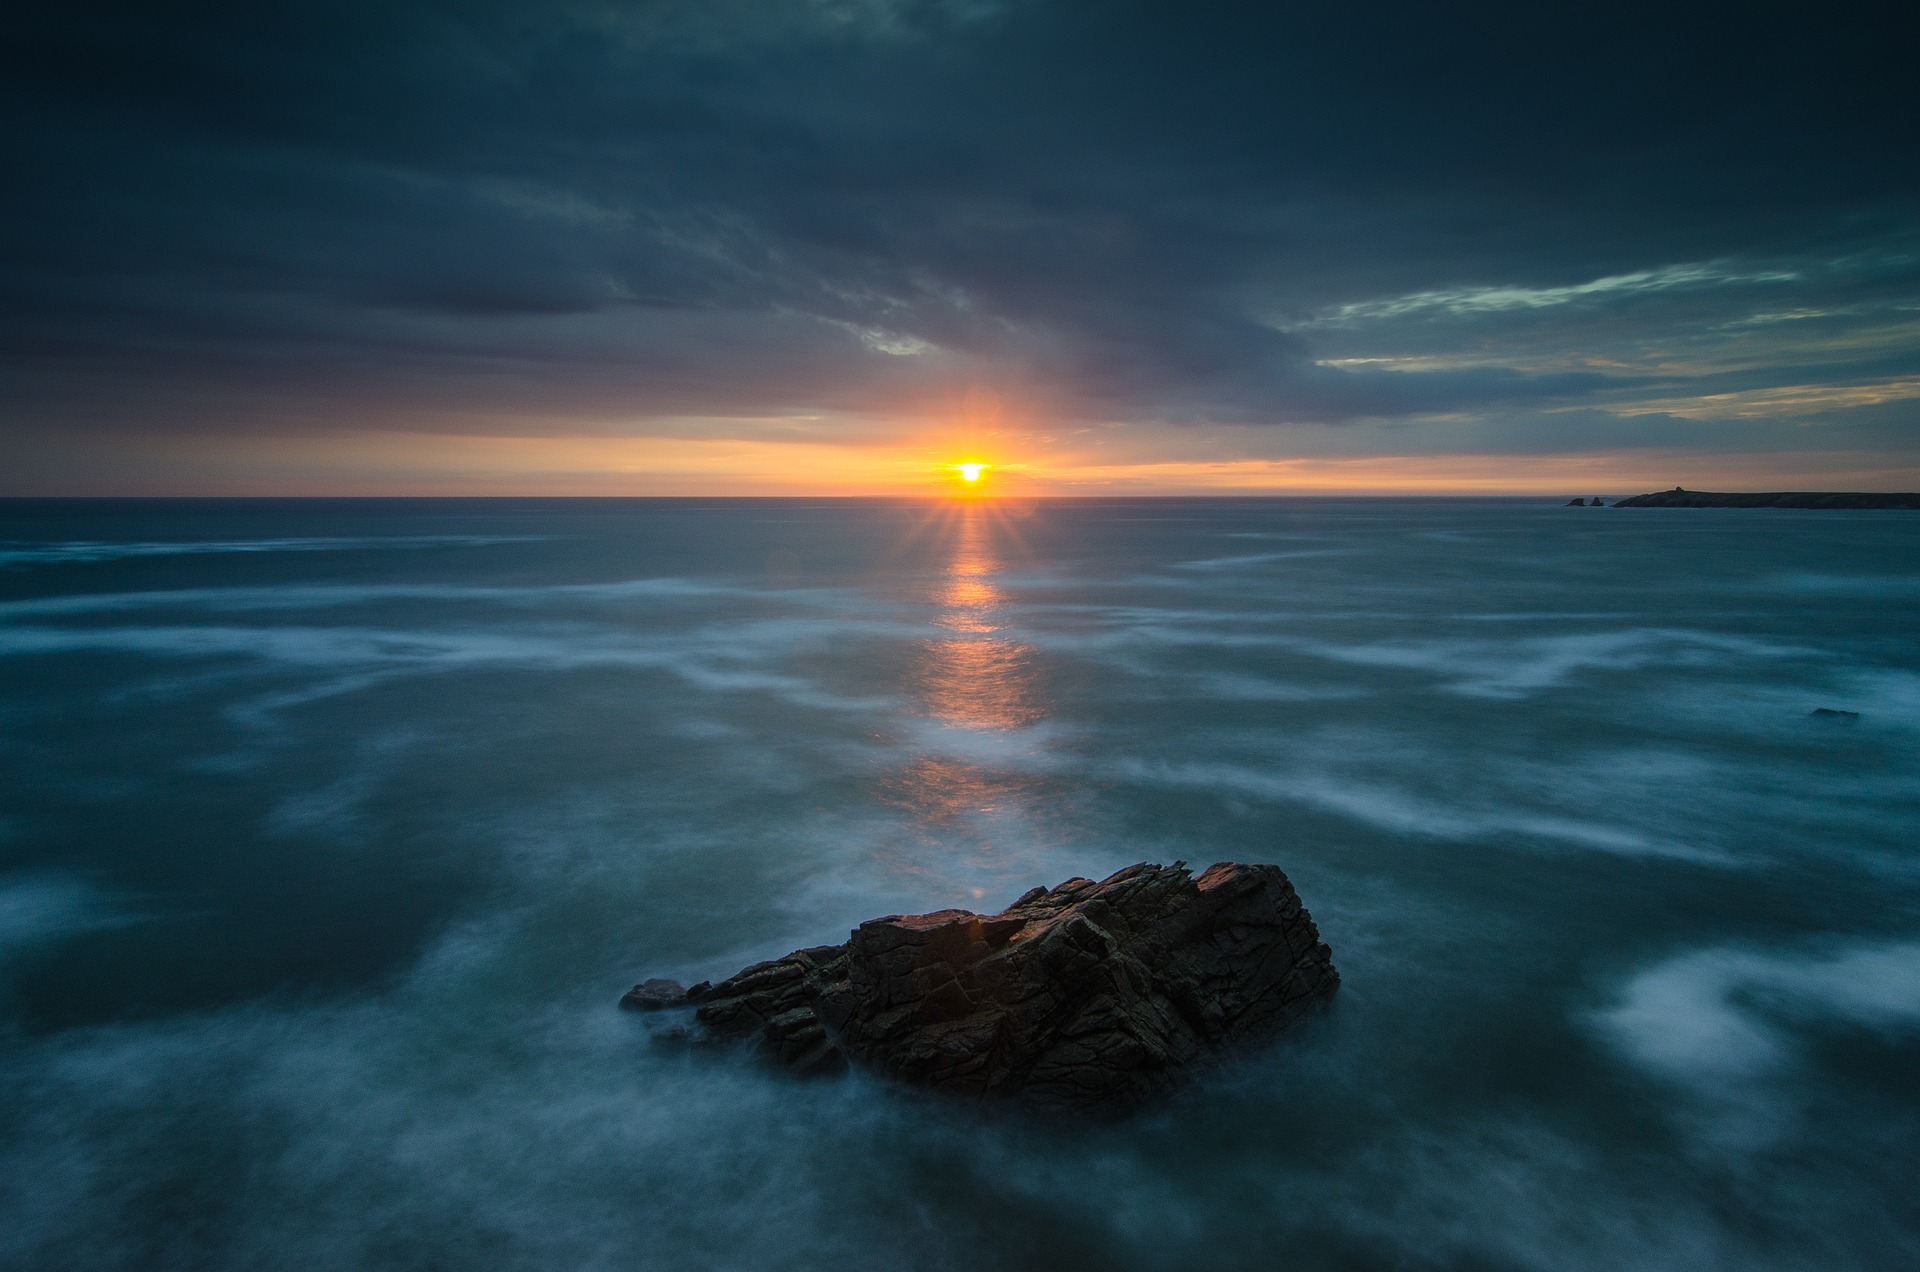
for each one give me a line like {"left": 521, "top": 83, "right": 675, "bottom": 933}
{"left": 945, "top": 460, "right": 993, "bottom": 493}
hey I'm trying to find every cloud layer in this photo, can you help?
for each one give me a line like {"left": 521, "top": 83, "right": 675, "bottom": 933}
{"left": 2, "top": 0, "right": 1916, "bottom": 488}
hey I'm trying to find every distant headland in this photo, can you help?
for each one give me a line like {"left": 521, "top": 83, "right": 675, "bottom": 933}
{"left": 1606, "top": 488, "right": 1920, "bottom": 509}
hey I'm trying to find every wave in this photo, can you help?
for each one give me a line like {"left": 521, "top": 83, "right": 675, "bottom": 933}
{"left": 0, "top": 536, "right": 552, "bottom": 568}
{"left": 0, "top": 576, "right": 758, "bottom": 619}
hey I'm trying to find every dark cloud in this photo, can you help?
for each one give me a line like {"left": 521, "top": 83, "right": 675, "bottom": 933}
{"left": 2, "top": 0, "right": 1917, "bottom": 447}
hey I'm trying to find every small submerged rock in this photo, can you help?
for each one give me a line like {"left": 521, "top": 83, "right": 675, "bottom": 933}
{"left": 1809, "top": 707, "right": 1862, "bottom": 723}
{"left": 624, "top": 860, "right": 1338, "bottom": 1114}
{"left": 619, "top": 977, "right": 691, "bottom": 1010}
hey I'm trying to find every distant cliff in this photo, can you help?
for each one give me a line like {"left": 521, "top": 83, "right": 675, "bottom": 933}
{"left": 1612, "top": 488, "right": 1920, "bottom": 509}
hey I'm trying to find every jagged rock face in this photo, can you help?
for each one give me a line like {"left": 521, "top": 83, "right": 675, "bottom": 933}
{"left": 640, "top": 861, "right": 1338, "bottom": 1113}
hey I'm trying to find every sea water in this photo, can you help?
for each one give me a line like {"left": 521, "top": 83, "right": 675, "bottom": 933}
{"left": 0, "top": 497, "right": 1915, "bottom": 1270}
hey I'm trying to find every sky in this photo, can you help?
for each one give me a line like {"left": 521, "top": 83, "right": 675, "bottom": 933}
{"left": 2, "top": 0, "right": 1917, "bottom": 495}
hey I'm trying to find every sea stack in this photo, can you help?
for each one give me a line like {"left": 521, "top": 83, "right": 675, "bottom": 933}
{"left": 624, "top": 860, "right": 1338, "bottom": 1114}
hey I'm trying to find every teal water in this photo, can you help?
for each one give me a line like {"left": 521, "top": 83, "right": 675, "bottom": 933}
{"left": 1, "top": 497, "right": 1916, "bottom": 1270}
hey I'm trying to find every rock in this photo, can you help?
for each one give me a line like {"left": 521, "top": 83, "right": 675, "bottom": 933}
{"left": 1809, "top": 708, "right": 1861, "bottom": 723}
{"left": 1566, "top": 497, "right": 1587, "bottom": 505}
{"left": 641, "top": 861, "right": 1338, "bottom": 1114}
{"left": 1589, "top": 498, "right": 1607, "bottom": 507}
{"left": 647, "top": 1021, "right": 695, "bottom": 1046}
{"left": 619, "top": 977, "right": 690, "bottom": 1010}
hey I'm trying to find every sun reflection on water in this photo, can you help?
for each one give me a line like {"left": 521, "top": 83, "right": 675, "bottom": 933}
{"left": 919, "top": 510, "right": 1042, "bottom": 732}
{"left": 881, "top": 505, "right": 1048, "bottom": 842}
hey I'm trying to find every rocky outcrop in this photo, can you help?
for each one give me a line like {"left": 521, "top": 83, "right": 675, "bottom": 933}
{"left": 624, "top": 861, "right": 1338, "bottom": 1113}
{"left": 620, "top": 978, "right": 692, "bottom": 1010}
{"left": 1612, "top": 488, "right": 1920, "bottom": 509}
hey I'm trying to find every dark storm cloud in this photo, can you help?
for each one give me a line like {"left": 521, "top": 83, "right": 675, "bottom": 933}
{"left": 1, "top": 0, "right": 1916, "bottom": 438}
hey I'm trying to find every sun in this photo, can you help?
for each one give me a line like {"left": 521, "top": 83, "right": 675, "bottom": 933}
{"left": 944, "top": 460, "right": 992, "bottom": 494}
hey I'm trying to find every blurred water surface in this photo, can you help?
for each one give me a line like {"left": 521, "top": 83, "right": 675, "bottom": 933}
{"left": 0, "top": 496, "right": 1916, "bottom": 1270}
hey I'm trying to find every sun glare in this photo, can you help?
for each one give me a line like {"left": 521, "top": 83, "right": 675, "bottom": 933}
{"left": 945, "top": 460, "right": 992, "bottom": 494}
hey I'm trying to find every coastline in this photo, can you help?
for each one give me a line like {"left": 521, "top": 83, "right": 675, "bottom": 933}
{"left": 1610, "top": 489, "right": 1920, "bottom": 509}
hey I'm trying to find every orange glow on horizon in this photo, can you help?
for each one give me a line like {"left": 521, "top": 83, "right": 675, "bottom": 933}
{"left": 22, "top": 419, "right": 1915, "bottom": 497}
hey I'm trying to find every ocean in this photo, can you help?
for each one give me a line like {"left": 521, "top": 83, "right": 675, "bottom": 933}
{"left": 1, "top": 496, "right": 1915, "bottom": 1270}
